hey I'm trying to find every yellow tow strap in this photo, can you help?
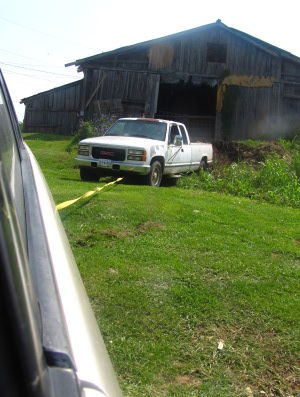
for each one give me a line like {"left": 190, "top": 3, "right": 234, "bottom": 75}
{"left": 56, "top": 177, "right": 123, "bottom": 211}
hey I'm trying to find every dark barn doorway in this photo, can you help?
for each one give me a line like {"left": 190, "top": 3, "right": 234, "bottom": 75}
{"left": 155, "top": 79, "right": 217, "bottom": 141}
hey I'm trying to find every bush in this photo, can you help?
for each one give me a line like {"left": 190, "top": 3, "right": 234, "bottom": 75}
{"left": 278, "top": 136, "right": 300, "bottom": 152}
{"left": 91, "top": 114, "right": 116, "bottom": 136}
{"left": 67, "top": 114, "right": 116, "bottom": 150}
{"left": 76, "top": 121, "right": 95, "bottom": 140}
{"left": 292, "top": 151, "right": 300, "bottom": 179}
{"left": 178, "top": 147, "right": 300, "bottom": 208}
{"left": 67, "top": 121, "right": 95, "bottom": 150}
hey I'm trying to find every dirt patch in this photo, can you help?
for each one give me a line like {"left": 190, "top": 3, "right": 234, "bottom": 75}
{"left": 136, "top": 221, "right": 163, "bottom": 234}
{"left": 73, "top": 222, "right": 163, "bottom": 247}
{"left": 73, "top": 229, "right": 130, "bottom": 247}
{"left": 173, "top": 375, "right": 201, "bottom": 386}
{"left": 98, "top": 229, "right": 130, "bottom": 239}
{"left": 98, "top": 222, "right": 162, "bottom": 237}
{"left": 212, "top": 141, "right": 288, "bottom": 166}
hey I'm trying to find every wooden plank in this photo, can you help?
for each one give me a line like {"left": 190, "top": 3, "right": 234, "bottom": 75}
{"left": 26, "top": 109, "right": 78, "bottom": 113}
{"left": 85, "top": 74, "right": 106, "bottom": 109}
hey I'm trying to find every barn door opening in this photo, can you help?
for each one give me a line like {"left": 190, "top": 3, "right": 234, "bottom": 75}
{"left": 155, "top": 78, "right": 217, "bottom": 141}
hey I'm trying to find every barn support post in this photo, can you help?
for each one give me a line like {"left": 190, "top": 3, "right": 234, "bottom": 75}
{"left": 151, "top": 74, "right": 160, "bottom": 116}
{"left": 79, "top": 68, "right": 88, "bottom": 120}
{"left": 215, "top": 111, "right": 223, "bottom": 140}
{"left": 80, "top": 68, "right": 94, "bottom": 121}
{"left": 144, "top": 73, "right": 160, "bottom": 117}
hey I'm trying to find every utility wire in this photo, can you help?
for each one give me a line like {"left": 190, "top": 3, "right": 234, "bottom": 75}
{"left": 2, "top": 68, "right": 80, "bottom": 84}
{"left": 0, "top": 48, "right": 69, "bottom": 68}
{"left": 0, "top": 16, "right": 99, "bottom": 51}
{"left": 0, "top": 61, "right": 81, "bottom": 78}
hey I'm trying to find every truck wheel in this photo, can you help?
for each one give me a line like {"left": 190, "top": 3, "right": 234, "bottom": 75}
{"left": 80, "top": 167, "right": 100, "bottom": 182}
{"left": 198, "top": 159, "right": 207, "bottom": 174}
{"left": 148, "top": 161, "right": 162, "bottom": 187}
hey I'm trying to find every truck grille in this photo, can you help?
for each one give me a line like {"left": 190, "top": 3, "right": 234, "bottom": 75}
{"left": 92, "top": 147, "right": 126, "bottom": 161}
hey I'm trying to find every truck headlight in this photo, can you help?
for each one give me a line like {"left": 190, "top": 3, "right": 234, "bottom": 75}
{"left": 127, "top": 149, "right": 146, "bottom": 161}
{"left": 78, "top": 145, "right": 89, "bottom": 156}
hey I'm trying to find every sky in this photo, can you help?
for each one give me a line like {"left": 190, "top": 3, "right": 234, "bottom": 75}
{"left": 1, "top": 0, "right": 299, "bottom": 121}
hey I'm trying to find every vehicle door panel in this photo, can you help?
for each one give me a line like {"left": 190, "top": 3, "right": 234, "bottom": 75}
{"left": 166, "top": 124, "right": 191, "bottom": 173}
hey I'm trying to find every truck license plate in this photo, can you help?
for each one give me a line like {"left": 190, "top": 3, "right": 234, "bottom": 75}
{"left": 98, "top": 158, "right": 111, "bottom": 167}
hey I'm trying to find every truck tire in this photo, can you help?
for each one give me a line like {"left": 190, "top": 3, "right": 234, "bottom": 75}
{"left": 198, "top": 159, "right": 207, "bottom": 174}
{"left": 80, "top": 167, "right": 100, "bottom": 182}
{"left": 147, "top": 161, "right": 162, "bottom": 187}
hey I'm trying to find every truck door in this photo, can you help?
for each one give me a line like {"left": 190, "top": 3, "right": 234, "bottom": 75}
{"left": 165, "top": 124, "right": 191, "bottom": 173}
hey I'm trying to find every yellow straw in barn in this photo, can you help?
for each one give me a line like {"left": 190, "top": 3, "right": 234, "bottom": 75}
{"left": 56, "top": 178, "right": 123, "bottom": 211}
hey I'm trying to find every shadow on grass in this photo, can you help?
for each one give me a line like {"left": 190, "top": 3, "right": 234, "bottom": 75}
{"left": 66, "top": 175, "right": 180, "bottom": 187}
{"left": 23, "top": 133, "right": 71, "bottom": 142}
{"left": 111, "top": 175, "right": 180, "bottom": 187}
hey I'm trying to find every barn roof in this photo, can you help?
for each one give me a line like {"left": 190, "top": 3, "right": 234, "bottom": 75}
{"left": 20, "top": 79, "right": 82, "bottom": 104}
{"left": 66, "top": 20, "right": 300, "bottom": 69}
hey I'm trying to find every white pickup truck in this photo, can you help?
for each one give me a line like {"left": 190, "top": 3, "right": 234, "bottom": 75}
{"left": 75, "top": 118, "right": 213, "bottom": 187}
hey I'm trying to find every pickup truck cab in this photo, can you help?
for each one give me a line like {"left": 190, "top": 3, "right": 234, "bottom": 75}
{"left": 75, "top": 118, "right": 213, "bottom": 187}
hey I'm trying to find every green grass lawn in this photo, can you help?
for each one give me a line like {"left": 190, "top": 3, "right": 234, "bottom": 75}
{"left": 24, "top": 133, "right": 300, "bottom": 397}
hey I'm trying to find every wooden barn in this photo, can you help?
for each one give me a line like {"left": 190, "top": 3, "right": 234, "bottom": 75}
{"left": 22, "top": 20, "right": 300, "bottom": 140}
{"left": 21, "top": 80, "right": 82, "bottom": 135}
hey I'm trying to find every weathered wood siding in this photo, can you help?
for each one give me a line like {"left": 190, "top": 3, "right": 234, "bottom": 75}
{"left": 80, "top": 25, "right": 296, "bottom": 140}
{"left": 23, "top": 80, "right": 82, "bottom": 134}
{"left": 84, "top": 68, "right": 159, "bottom": 119}
{"left": 145, "top": 27, "right": 286, "bottom": 139}
{"left": 145, "top": 28, "right": 281, "bottom": 77}
{"left": 22, "top": 22, "right": 300, "bottom": 139}
{"left": 280, "top": 59, "right": 300, "bottom": 131}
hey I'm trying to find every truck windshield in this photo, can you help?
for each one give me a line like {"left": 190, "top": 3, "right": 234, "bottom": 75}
{"left": 105, "top": 120, "right": 167, "bottom": 141}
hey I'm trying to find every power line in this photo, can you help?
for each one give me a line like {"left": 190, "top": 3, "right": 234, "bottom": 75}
{"left": 1, "top": 61, "right": 64, "bottom": 68}
{"left": 1, "top": 68, "right": 81, "bottom": 84}
{"left": 0, "top": 48, "right": 67, "bottom": 68}
{"left": 0, "top": 16, "right": 99, "bottom": 51}
{"left": 0, "top": 61, "right": 81, "bottom": 78}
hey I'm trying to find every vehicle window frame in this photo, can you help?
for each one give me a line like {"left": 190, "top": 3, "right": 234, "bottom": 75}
{"left": 179, "top": 125, "right": 189, "bottom": 145}
{"left": 0, "top": 70, "right": 26, "bottom": 240}
{"left": 0, "top": 70, "right": 24, "bottom": 151}
{"left": 168, "top": 124, "right": 181, "bottom": 145}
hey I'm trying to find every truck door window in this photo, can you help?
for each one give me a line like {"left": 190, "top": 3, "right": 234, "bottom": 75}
{"left": 179, "top": 125, "right": 188, "bottom": 145}
{"left": 169, "top": 125, "right": 180, "bottom": 145}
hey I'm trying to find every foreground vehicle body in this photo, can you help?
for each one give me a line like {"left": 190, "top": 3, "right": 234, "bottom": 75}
{"left": 75, "top": 118, "right": 213, "bottom": 186}
{"left": 0, "top": 70, "right": 122, "bottom": 396}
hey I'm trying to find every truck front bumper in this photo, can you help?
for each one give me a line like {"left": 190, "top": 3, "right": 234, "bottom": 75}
{"left": 75, "top": 158, "right": 150, "bottom": 176}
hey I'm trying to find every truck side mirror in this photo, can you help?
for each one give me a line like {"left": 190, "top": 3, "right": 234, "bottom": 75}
{"left": 174, "top": 135, "right": 183, "bottom": 146}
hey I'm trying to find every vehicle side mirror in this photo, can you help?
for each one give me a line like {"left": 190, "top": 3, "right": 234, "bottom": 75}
{"left": 174, "top": 135, "right": 183, "bottom": 146}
